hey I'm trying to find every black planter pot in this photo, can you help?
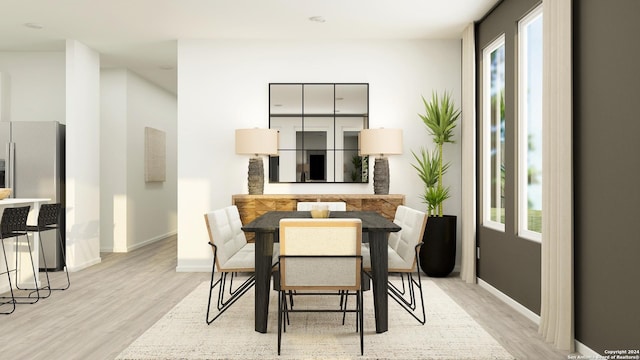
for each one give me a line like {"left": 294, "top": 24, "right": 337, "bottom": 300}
{"left": 419, "top": 215, "right": 456, "bottom": 277}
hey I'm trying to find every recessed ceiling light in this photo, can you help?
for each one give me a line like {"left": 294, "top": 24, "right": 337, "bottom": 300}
{"left": 308, "top": 16, "right": 326, "bottom": 23}
{"left": 24, "top": 23, "right": 44, "bottom": 29}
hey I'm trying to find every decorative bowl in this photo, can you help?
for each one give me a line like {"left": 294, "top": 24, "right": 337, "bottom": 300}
{"left": 0, "top": 188, "right": 12, "bottom": 200}
{"left": 310, "top": 205, "right": 330, "bottom": 218}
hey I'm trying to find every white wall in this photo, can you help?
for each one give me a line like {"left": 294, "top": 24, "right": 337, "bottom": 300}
{"left": 0, "top": 52, "right": 65, "bottom": 123}
{"left": 177, "top": 39, "right": 462, "bottom": 271}
{"left": 100, "top": 69, "right": 128, "bottom": 252}
{"left": 126, "top": 70, "right": 178, "bottom": 250}
{"left": 65, "top": 40, "right": 101, "bottom": 271}
{"left": 100, "top": 69, "right": 178, "bottom": 252}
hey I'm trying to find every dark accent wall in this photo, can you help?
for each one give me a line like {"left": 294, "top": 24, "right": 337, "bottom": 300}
{"left": 476, "top": 0, "right": 542, "bottom": 315}
{"left": 574, "top": 0, "right": 640, "bottom": 354}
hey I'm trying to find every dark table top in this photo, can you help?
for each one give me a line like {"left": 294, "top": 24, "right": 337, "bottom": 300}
{"left": 242, "top": 211, "right": 401, "bottom": 233}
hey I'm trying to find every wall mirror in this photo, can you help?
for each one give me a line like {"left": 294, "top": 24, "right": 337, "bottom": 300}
{"left": 269, "top": 83, "right": 369, "bottom": 183}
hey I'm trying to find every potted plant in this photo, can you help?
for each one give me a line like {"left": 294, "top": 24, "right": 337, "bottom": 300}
{"left": 412, "top": 91, "right": 460, "bottom": 277}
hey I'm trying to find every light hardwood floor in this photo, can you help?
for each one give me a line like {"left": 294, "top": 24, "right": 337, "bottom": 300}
{"left": 0, "top": 236, "right": 572, "bottom": 359}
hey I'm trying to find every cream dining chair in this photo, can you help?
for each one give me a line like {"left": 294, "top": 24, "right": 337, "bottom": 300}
{"left": 204, "top": 205, "right": 277, "bottom": 324}
{"left": 361, "top": 205, "right": 428, "bottom": 324}
{"left": 277, "top": 218, "right": 364, "bottom": 356}
{"left": 296, "top": 201, "right": 347, "bottom": 211}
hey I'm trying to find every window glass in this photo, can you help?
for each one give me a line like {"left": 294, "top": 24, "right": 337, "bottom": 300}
{"left": 483, "top": 35, "right": 506, "bottom": 231}
{"left": 518, "top": 6, "right": 543, "bottom": 241}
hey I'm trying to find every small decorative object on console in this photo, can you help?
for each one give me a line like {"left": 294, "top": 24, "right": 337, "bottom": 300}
{"left": 310, "top": 204, "right": 330, "bottom": 218}
{"left": 0, "top": 188, "right": 12, "bottom": 200}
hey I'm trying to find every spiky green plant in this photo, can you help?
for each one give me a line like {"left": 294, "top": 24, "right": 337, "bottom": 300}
{"left": 417, "top": 91, "right": 460, "bottom": 216}
{"left": 423, "top": 186, "right": 451, "bottom": 217}
{"left": 411, "top": 147, "right": 451, "bottom": 216}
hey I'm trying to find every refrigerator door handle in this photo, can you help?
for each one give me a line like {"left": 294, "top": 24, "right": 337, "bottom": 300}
{"left": 7, "top": 142, "right": 15, "bottom": 193}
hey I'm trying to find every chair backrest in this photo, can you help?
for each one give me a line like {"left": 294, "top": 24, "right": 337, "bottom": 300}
{"left": 296, "top": 201, "right": 347, "bottom": 211}
{"left": 37, "top": 203, "right": 61, "bottom": 228}
{"left": 387, "top": 205, "right": 427, "bottom": 271}
{"left": 0, "top": 205, "right": 30, "bottom": 237}
{"left": 204, "top": 205, "right": 249, "bottom": 270}
{"left": 279, "top": 218, "right": 361, "bottom": 291}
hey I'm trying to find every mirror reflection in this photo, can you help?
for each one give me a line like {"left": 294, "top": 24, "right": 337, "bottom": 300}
{"left": 269, "top": 83, "right": 369, "bottom": 183}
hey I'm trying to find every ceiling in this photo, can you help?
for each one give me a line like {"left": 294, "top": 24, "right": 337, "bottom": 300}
{"left": 0, "top": 0, "right": 498, "bottom": 95}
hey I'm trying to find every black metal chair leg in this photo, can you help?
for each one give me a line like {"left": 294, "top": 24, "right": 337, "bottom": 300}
{"left": 41, "top": 228, "right": 70, "bottom": 291}
{"left": 0, "top": 240, "right": 17, "bottom": 315}
{"left": 13, "top": 234, "right": 41, "bottom": 303}
{"left": 205, "top": 245, "right": 256, "bottom": 325}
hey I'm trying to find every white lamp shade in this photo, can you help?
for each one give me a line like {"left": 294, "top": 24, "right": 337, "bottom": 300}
{"left": 235, "top": 128, "right": 279, "bottom": 156}
{"left": 359, "top": 128, "right": 403, "bottom": 156}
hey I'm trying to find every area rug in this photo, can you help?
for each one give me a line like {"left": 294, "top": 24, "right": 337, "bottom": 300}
{"left": 117, "top": 278, "right": 514, "bottom": 360}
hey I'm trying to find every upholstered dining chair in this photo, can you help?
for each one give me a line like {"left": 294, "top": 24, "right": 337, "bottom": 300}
{"left": 362, "top": 205, "right": 427, "bottom": 324}
{"left": 0, "top": 206, "right": 41, "bottom": 315}
{"left": 296, "top": 201, "right": 347, "bottom": 211}
{"left": 277, "top": 218, "right": 364, "bottom": 356}
{"left": 204, "top": 205, "right": 278, "bottom": 324}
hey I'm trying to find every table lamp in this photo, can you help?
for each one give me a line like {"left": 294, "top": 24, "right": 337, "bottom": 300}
{"left": 235, "top": 128, "right": 279, "bottom": 195}
{"left": 359, "top": 128, "right": 403, "bottom": 195}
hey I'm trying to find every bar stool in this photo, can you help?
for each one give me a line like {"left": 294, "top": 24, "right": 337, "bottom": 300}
{"left": 26, "top": 203, "right": 69, "bottom": 295}
{"left": 0, "top": 206, "right": 40, "bottom": 314}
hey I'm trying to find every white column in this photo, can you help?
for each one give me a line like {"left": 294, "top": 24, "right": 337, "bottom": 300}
{"left": 65, "top": 40, "right": 102, "bottom": 271}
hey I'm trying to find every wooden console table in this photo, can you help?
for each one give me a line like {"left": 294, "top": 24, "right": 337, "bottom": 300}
{"left": 232, "top": 194, "right": 405, "bottom": 241}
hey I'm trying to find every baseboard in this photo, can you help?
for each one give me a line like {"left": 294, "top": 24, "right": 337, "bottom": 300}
{"left": 175, "top": 265, "right": 211, "bottom": 272}
{"left": 176, "top": 258, "right": 211, "bottom": 273}
{"left": 101, "top": 231, "right": 177, "bottom": 253}
{"left": 478, "top": 278, "right": 540, "bottom": 325}
{"left": 575, "top": 340, "right": 601, "bottom": 357}
{"left": 68, "top": 256, "right": 101, "bottom": 272}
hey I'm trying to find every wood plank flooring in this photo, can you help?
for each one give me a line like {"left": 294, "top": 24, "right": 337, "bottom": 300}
{"left": 0, "top": 236, "right": 572, "bottom": 359}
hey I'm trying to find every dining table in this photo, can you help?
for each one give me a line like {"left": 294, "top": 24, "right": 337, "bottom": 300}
{"left": 242, "top": 210, "right": 401, "bottom": 334}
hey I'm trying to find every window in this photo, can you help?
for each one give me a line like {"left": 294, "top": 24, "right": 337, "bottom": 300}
{"left": 518, "top": 6, "right": 543, "bottom": 241}
{"left": 482, "top": 35, "right": 506, "bottom": 231}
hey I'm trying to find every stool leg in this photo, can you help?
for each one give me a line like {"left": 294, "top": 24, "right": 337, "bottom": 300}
{"left": 34, "top": 231, "right": 53, "bottom": 298}
{"left": 0, "top": 239, "right": 17, "bottom": 315}
{"left": 54, "top": 228, "right": 70, "bottom": 290}
{"left": 13, "top": 234, "right": 41, "bottom": 303}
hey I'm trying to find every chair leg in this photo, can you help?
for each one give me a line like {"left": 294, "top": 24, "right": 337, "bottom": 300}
{"left": 205, "top": 255, "right": 255, "bottom": 325}
{"left": 278, "top": 290, "right": 284, "bottom": 355}
{"left": 35, "top": 234, "right": 53, "bottom": 298}
{"left": 17, "top": 231, "right": 53, "bottom": 300}
{"left": 45, "top": 228, "right": 70, "bottom": 291}
{"left": 388, "top": 270, "right": 426, "bottom": 325}
{"left": 0, "top": 240, "right": 17, "bottom": 315}
{"left": 359, "top": 289, "right": 364, "bottom": 355}
{"left": 341, "top": 290, "right": 349, "bottom": 325}
{"left": 205, "top": 258, "right": 220, "bottom": 324}
{"left": 13, "top": 234, "right": 41, "bottom": 303}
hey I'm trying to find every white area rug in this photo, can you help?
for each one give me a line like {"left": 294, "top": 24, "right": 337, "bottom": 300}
{"left": 117, "top": 278, "right": 514, "bottom": 360}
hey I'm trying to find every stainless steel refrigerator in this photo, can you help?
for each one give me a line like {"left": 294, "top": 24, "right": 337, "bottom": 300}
{"left": 1, "top": 121, "right": 65, "bottom": 270}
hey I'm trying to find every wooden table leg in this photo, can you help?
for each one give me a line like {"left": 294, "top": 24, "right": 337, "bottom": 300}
{"left": 368, "top": 231, "right": 388, "bottom": 333}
